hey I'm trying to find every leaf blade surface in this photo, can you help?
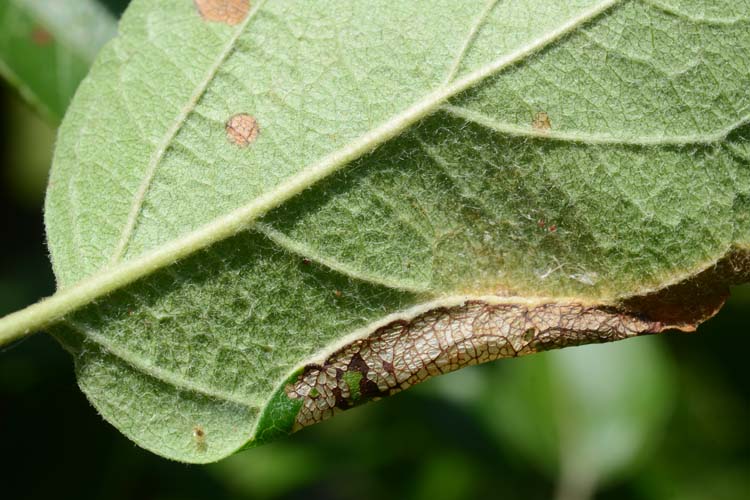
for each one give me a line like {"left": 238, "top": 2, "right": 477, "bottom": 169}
{"left": 40, "top": 0, "right": 750, "bottom": 462}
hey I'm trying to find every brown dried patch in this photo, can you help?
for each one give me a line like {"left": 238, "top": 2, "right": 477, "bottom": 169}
{"left": 194, "top": 0, "right": 250, "bottom": 26}
{"left": 287, "top": 301, "right": 676, "bottom": 429}
{"left": 226, "top": 113, "right": 259, "bottom": 147}
{"left": 286, "top": 249, "right": 750, "bottom": 430}
{"left": 532, "top": 111, "right": 552, "bottom": 131}
{"left": 624, "top": 249, "right": 750, "bottom": 329}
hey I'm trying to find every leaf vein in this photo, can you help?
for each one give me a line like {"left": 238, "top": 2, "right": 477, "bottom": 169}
{"left": 65, "top": 319, "right": 259, "bottom": 408}
{"left": 441, "top": 103, "right": 750, "bottom": 145}
{"left": 108, "top": 0, "right": 269, "bottom": 264}
{"left": 255, "top": 223, "right": 431, "bottom": 294}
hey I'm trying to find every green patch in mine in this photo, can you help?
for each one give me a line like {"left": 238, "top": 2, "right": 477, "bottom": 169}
{"left": 341, "top": 370, "right": 363, "bottom": 403}
{"left": 245, "top": 368, "right": 304, "bottom": 448}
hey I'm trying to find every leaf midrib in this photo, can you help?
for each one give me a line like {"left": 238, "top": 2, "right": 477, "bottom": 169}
{"left": 107, "top": 0, "right": 620, "bottom": 266}
{"left": 0, "top": 0, "right": 623, "bottom": 345}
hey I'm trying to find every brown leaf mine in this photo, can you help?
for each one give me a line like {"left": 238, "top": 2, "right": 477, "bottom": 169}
{"left": 194, "top": 0, "right": 250, "bottom": 26}
{"left": 286, "top": 300, "right": 684, "bottom": 430}
{"left": 226, "top": 113, "right": 260, "bottom": 147}
{"left": 284, "top": 249, "right": 749, "bottom": 431}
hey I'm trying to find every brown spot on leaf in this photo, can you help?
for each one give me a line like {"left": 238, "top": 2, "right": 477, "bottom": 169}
{"left": 532, "top": 111, "right": 552, "bottom": 131}
{"left": 226, "top": 113, "right": 259, "bottom": 147}
{"left": 31, "top": 27, "right": 53, "bottom": 46}
{"left": 194, "top": 0, "right": 250, "bottom": 26}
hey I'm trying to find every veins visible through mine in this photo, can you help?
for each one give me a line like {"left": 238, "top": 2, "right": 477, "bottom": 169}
{"left": 286, "top": 300, "right": 674, "bottom": 429}
{"left": 285, "top": 250, "right": 750, "bottom": 430}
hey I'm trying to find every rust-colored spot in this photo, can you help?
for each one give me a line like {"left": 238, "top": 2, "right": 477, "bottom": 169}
{"left": 532, "top": 111, "right": 552, "bottom": 131}
{"left": 226, "top": 113, "right": 259, "bottom": 147}
{"left": 537, "top": 219, "right": 546, "bottom": 228}
{"left": 31, "top": 27, "right": 53, "bottom": 46}
{"left": 302, "top": 258, "right": 312, "bottom": 266}
{"left": 334, "top": 290, "right": 343, "bottom": 298}
{"left": 194, "top": 0, "right": 250, "bottom": 25}
{"left": 549, "top": 224, "right": 557, "bottom": 232}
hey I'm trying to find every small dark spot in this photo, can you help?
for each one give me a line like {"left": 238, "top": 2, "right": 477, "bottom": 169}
{"left": 549, "top": 225, "right": 557, "bottom": 232}
{"left": 360, "top": 378, "right": 382, "bottom": 398}
{"left": 537, "top": 219, "right": 546, "bottom": 228}
{"left": 226, "top": 113, "right": 260, "bottom": 147}
{"left": 194, "top": 0, "right": 250, "bottom": 26}
{"left": 532, "top": 112, "right": 551, "bottom": 131}
{"left": 31, "top": 27, "right": 52, "bottom": 46}
{"left": 302, "top": 258, "right": 312, "bottom": 265}
{"left": 332, "top": 387, "right": 349, "bottom": 409}
{"left": 347, "top": 353, "right": 369, "bottom": 374}
{"left": 192, "top": 426, "right": 207, "bottom": 451}
{"left": 334, "top": 290, "right": 342, "bottom": 298}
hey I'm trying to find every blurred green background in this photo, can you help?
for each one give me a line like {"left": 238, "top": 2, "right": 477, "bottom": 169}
{"left": 1, "top": 2, "right": 750, "bottom": 499}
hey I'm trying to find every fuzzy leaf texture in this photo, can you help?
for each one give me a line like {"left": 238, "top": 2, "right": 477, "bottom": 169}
{"left": 39, "top": 0, "right": 750, "bottom": 463}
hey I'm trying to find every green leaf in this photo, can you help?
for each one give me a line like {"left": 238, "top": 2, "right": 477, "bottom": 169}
{"left": 0, "top": 0, "right": 117, "bottom": 122}
{"left": 0, "top": 0, "right": 748, "bottom": 463}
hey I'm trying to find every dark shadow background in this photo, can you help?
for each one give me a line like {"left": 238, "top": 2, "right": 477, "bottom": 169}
{"left": 1, "top": 2, "right": 749, "bottom": 499}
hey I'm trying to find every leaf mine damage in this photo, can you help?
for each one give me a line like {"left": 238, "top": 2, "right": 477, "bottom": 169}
{"left": 225, "top": 113, "right": 260, "bottom": 147}
{"left": 532, "top": 111, "right": 552, "bottom": 131}
{"left": 194, "top": 0, "right": 250, "bottom": 26}
{"left": 285, "top": 249, "right": 749, "bottom": 431}
{"left": 285, "top": 301, "right": 673, "bottom": 430}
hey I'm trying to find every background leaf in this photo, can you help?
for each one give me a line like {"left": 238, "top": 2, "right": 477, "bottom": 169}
{"left": 477, "top": 339, "right": 675, "bottom": 498}
{"left": 0, "top": 0, "right": 117, "bottom": 122}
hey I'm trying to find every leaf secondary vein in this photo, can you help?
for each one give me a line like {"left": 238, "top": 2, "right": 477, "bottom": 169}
{"left": 0, "top": 0, "right": 622, "bottom": 346}
{"left": 256, "top": 224, "right": 431, "bottom": 294}
{"left": 442, "top": 104, "right": 750, "bottom": 145}
{"left": 442, "top": 0, "right": 501, "bottom": 85}
{"left": 65, "top": 319, "right": 259, "bottom": 408}
{"left": 108, "top": 0, "right": 269, "bottom": 264}
{"left": 639, "top": 0, "right": 749, "bottom": 25}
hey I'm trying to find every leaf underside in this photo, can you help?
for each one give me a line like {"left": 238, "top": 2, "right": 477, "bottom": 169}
{"left": 44, "top": 0, "right": 750, "bottom": 462}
